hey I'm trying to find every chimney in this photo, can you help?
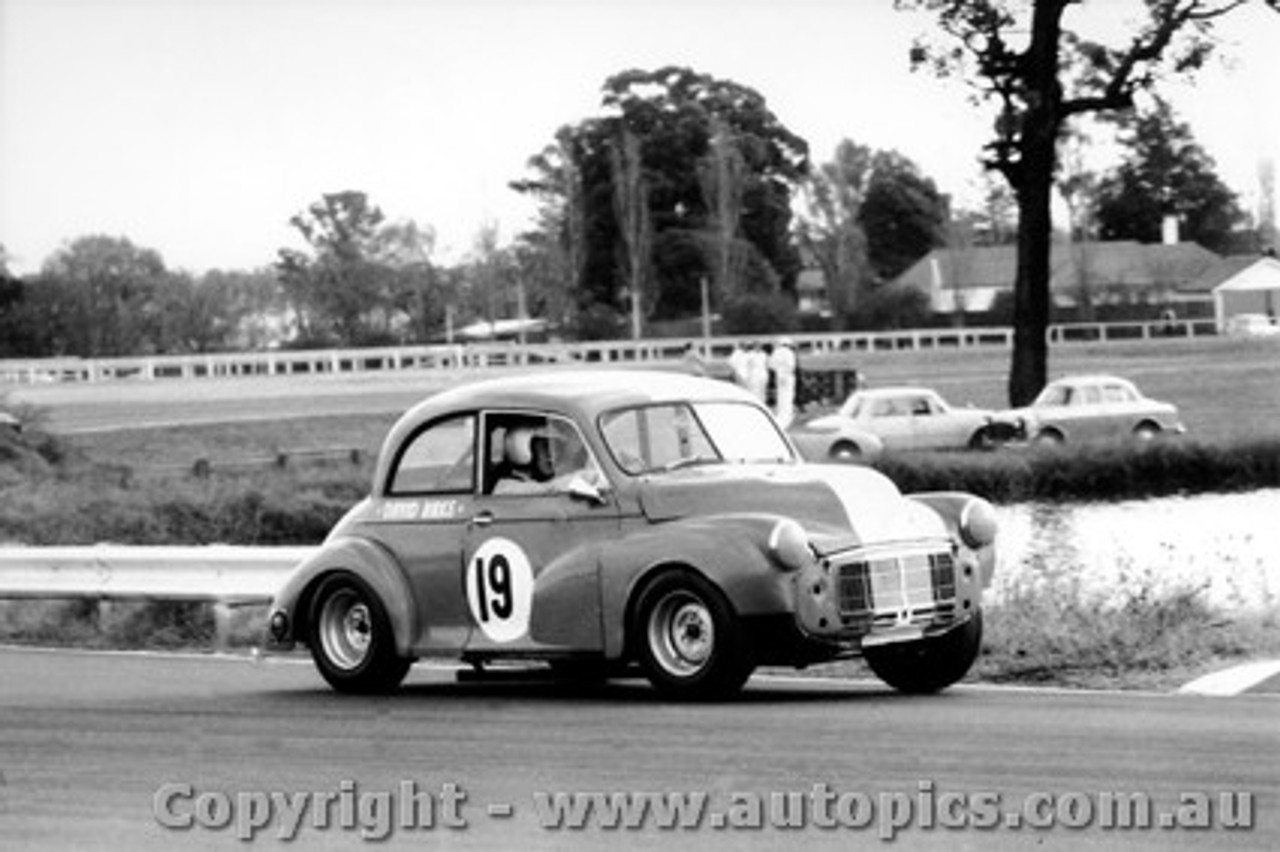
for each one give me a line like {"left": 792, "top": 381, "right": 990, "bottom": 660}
{"left": 1161, "top": 215, "right": 1180, "bottom": 245}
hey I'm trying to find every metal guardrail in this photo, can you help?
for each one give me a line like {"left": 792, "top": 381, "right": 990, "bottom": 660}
{"left": 0, "top": 320, "right": 1219, "bottom": 385}
{"left": 0, "top": 545, "right": 314, "bottom": 648}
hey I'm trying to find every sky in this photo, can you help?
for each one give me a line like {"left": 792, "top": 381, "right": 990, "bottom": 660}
{"left": 2, "top": 0, "right": 1278, "bottom": 276}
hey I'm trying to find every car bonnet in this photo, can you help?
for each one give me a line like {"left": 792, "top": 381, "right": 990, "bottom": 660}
{"left": 635, "top": 463, "right": 948, "bottom": 549}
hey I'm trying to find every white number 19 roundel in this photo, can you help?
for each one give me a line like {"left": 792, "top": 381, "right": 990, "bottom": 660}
{"left": 466, "top": 537, "right": 534, "bottom": 642}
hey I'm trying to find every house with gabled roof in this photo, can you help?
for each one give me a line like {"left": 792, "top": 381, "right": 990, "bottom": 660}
{"left": 893, "top": 240, "right": 1221, "bottom": 314}
{"left": 1193, "top": 254, "right": 1280, "bottom": 330}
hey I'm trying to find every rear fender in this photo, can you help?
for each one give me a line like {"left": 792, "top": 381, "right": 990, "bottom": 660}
{"left": 272, "top": 537, "right": 417, "bottom": 658}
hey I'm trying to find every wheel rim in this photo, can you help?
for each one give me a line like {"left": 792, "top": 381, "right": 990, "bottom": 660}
{"left": 831, "top": 443, "right": 859, "bottom": 460}
{"left": 318, "top": 589, "right": 372, "bottom": 671}
{"left": 647, "top": 591, "right": 714, "bottom": 677}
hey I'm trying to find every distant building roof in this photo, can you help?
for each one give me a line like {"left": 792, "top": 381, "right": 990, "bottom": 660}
{"left": 895, "top": 241, "right": 1221, "bottom": 295}
{"left": 1195, "top": 255, "right": 1280, "bottom": 293}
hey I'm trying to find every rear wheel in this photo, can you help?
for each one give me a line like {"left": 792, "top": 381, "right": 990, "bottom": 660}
{"left": 632, "top": 571, "right": 755, "bottom": 700}
{"left": 829, "top": 440, "right": 861, "bottom": 461}
{"left": 864, "top": 610, "right": 983, "bottom": 694}
{"left": 308, "top": 573, "right": 411, "bottom": 694}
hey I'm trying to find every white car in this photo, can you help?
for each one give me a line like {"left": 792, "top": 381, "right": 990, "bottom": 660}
{"left": 992, "top": 375, "right": 1185, "bottom": 446}
{"left": 1224, "top": 313, "right": 1280, "bottom": 338}
{"left": 802, "top": 387, "right": 1003, "bottom": 452}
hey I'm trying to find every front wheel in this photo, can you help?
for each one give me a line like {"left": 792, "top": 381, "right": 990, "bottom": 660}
{"left": 864, "top": 610, "right": 983, "bottom": 694}
{"left": 308, "top": 573, "right": 411, "bottom": 694}
{"left": 632, "top": 571, "right": 755, "bottom": 700}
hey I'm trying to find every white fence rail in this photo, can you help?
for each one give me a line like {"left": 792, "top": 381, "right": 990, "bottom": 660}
{"left": 0, "top": 545, "right": 311, "bottom": 603}
{"left": 0, "top": 545, "right": 315, "bottom": 649}
{"left": 0, "top": 320, "right": 1218, "bottom": 385}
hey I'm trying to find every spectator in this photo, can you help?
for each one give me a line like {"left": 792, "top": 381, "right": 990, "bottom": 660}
{"left": 728, "top": 341, "right": 750, "bottom": 387}
{"left": 768, "top": 337, "right": 798, "bottom": 428}
{"left": 744, "top": 342, "right": 769, "bottom": 403}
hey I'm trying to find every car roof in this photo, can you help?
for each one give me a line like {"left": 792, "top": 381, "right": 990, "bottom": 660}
{"left": 852, "top": 386, "right": 942, "bottom": 399}
{"left": 394, "top": 368, "right": 759, "bottom": 428}
{"left": 1047, "top": 374, "right": 1134, "bottom": 387}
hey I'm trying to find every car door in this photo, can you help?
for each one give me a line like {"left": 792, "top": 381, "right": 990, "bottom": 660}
{"left": 367, "top": 412, "right": 480, "bottom": 653}
{"left": 462, "top": 410, "right": 620, "bottom": 656}
{"left": 1100, "top": 381, "right": 1143, "bottom": 439}
{"left": 1062, "top": 384, "right": 1109, "bottom": 441}
{"left": 906, "top": 393, "right": 956, "bottom": 450}
{"left": 865, "top": 396, "right": 915, "bottom": 450}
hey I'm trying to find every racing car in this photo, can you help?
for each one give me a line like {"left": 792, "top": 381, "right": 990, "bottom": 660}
{"left": 265, "top": 370, "right": 997, "bottom": 699}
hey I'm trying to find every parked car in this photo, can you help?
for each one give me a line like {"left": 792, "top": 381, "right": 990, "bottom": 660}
{"left": 1224, "top": 313, "right": 1280, "bottom": 338}
{"left": 801, "top": 386, "right": 1004, "bottom": 452}
{"left": 788, "top": 418, "right": 884, "bottom": 462}
{"left": 992, "top": 374, "right": 1185, "bottom": 446}
{"left": 265, "top": 370, "right": 998, "bottom": 699}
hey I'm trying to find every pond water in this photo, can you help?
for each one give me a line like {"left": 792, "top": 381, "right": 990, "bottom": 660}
{"left": 990, "top": 489, "right": 1280, "bottom": 613}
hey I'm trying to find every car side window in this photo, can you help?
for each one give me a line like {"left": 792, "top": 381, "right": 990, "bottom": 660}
{"left": 1102, "top": 384, "right": 1134, "bottom": 403}
{"left": 387, "top": 414, "right": 476, "bottom": 495}
{"left": 483, "top": 412, "right": 603, "bottom": 496}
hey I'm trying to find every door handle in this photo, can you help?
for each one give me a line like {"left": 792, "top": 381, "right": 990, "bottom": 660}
{"left": 472, "top": 510, "right": 494, "bottom": 527}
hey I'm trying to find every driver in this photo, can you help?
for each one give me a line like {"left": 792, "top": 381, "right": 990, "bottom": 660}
{"left": 492, "top": 426, "right": 556, "bottom": 493}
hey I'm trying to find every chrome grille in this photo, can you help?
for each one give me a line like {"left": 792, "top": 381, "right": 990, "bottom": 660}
{"left": 835, "top": 550, "right": 957, "bottom": 629}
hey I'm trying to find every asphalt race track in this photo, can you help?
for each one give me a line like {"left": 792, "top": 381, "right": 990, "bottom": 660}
{"left": 1, "top": 647, "right": 1275, "bottom": 850}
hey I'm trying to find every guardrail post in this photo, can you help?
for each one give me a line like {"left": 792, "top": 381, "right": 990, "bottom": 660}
{"left": 213, "top": 602, "right": 233, "bottom": 652}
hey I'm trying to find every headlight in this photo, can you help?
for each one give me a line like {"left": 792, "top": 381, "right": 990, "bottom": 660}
{"left": 768, "top": 519, "right": 812, "bottom": 572}
{"left": 959, "top": 498, "right": 998, "bottom": 549}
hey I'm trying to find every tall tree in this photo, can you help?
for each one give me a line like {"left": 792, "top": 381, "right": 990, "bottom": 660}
{"left": 699, "top": 115, "right": 749, "bottom": 308}
{"left": 513, "top": 66, "right": 809, "bottom": 332}
{"left": 859, "top": 150, "right": 951, "bottom": 281}
{"left": 277, "top": 191, "right": 437, "bottom": 346}
{"left": 900, "top": 0, "right": 1279, "bottom": 405}
{"left": 39, "top": 235, "right": 169, "bottom": 356}
{"left": 795, "top": 141, "right": 947, "bottom": 320}
{"left": 611, "top": 127, "right": 652, "bottom": 339}
{"left": 509, "top": 128, "right": 584, "bottom": 332}
{"left": 1094, "top": 98, "right": 1244, "bottom": 253}
{"left": 794, "top": 140, "right": 875, "bottom": 318}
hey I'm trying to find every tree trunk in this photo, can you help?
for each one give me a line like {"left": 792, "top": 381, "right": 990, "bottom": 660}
{"left": 1009, "top": 153, "right": 1054, "bottom": 406}
{"left": 1008, "top": 0, "right": 1067, "bottom": 407}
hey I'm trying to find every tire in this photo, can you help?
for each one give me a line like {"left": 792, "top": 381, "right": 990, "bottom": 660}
{"left": 1133, "top": 422, "right": 1161, "bottom": 441}
{"left": 967, "top": 428, "right": 995, "bottom": 451}
{"left": 632, "top": 570, "right": 755, "bottom": 700}
{"left": 864, "top": 610, "right": 983, "bottom": 695}
{"left": 1033, "top": 429, "right": 1064, "bottom": 447}
{"left": 308, "top": 573, "right": 411, "bottom": 694}
{"left": 829, "top": 441, "right": 861, "bottom": 461}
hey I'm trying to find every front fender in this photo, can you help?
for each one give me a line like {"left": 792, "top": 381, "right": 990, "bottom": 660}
{"left": 600, "top": 516, "right": 792, "bottom": 658}
{"left": 908, "top": 491, "right": 997, "bottom": 589}
{"left": 266, "top": 536, "right": 418, "bottom": 658}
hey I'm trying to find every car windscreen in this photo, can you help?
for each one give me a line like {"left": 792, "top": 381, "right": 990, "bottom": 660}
{"left": 600, "top": 401, "right": 794, "bottom": 474}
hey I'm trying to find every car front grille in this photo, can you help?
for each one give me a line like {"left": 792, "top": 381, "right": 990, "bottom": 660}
{"left": 833, "top": 550, "right": 957, "bottom": 630}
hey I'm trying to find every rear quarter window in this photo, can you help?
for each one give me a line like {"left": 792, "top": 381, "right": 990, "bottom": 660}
{"left": 387, "top": 414, "right": 476, "bottom": 495}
